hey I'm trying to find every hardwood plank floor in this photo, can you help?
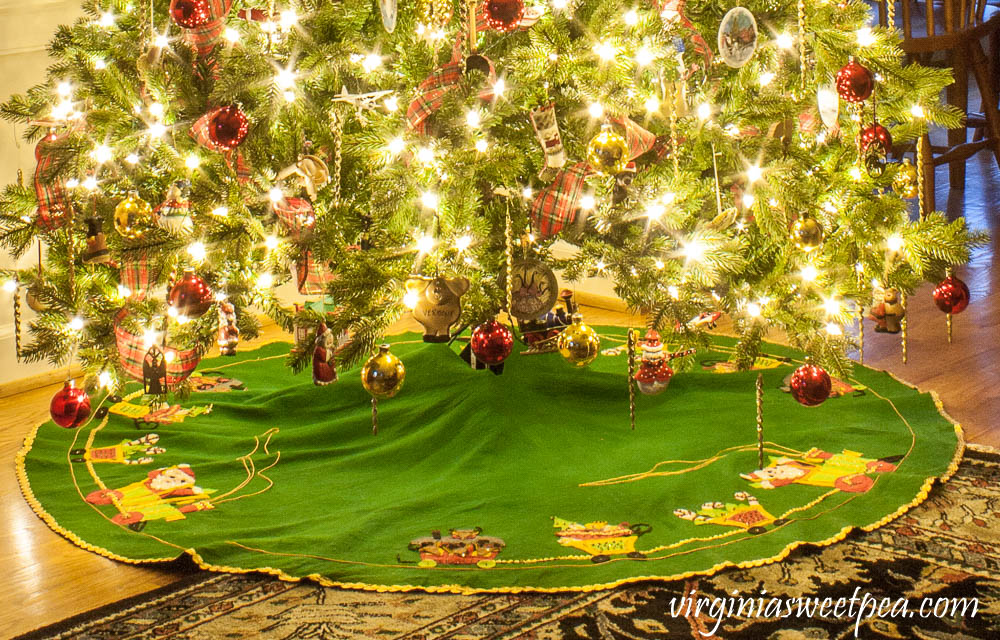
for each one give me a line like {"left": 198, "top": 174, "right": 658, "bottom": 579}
{"left": 2, "top": 151, "right": 997, "bottom": 636}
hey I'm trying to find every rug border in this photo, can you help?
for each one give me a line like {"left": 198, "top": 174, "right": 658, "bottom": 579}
{"left": 10, "top": 572, "right": 216, "bottom": 640}
{"left": 15, "top": 338, "right": 968, "bottom": 595}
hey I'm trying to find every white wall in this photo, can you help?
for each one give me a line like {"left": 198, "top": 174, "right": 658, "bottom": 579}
{"left": 0, "top": 0, "right": 84, "bottom": 384}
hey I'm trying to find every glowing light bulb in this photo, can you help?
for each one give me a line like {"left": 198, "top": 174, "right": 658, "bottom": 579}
{"left": 403, "top": 290, "right": 420, "bottom": 309}
{"left": 662, "top": 192, "right": 676, "bottom": 205}
{"left": 588, "top": 102, "right": 604, "bottom": 118}
{"left": 646, "top": 203, "right": 665, "bottom": 220}
{"left": 635, "top": 46, "right": 655, "bottom": 66}
{"left": 823, "top": 297, "right": 841, "bottom": 316}
{"left": 185, "top": 154, "right": 201, "bottom": 170}
{"left": 522, "top": 186, "right": 533, "bottom": 199}
{"left": 644, "top": 95, "right": 660, "bottom": 113}
{"left": 155, "top": 34, "right": 169, "bottom": 48}
{"left": 362, "top": 53, "right": 382, "bottom": 73}
{"left": 117, "top": 284, "right": 131, "bottom": 298}
{"left": 624, "top": 9, "right": 639, "bottom": 25}
{"left": 746, "top": 164, "right": 762, "bottom": 183}
{"left": 474, "top": 139, "right": 488, "bottom": 153}
{"left": 595, "top": 42, "right": 616, "bottom": 61}
{"left": 212, "top": 206, "right": 229, "bottom": 217}
{"left": 92, "top": 145, "right": 112, "bottom": 164}
{"left": 887, "top": 235, "right": 904, "bottom": 252}
{"left": 580, "top": 194, "right": 596, "bottom": 210}
{"left": 849, "top": 166, "right": 863, "bottom": 181}
{"left": 82, "top": 176, "right": 98, "bottom": 191}
{"left": 825, "top": 322, "right": 843, "bottom": 336}
{"left": 147, "top": 122, "right": 166, "bottom": 138}
{"left": 224, "top": 27, "right": 240, "bottom": 43}
{"left": 416, "top": 235, "right": 435, "bottom": 254}
{"left": 742, "top": 193, "right": 756, "bottom": 207}
{"left": 746, "top": 301, "right": 762, "bottom": 317}
{"left": 776, "top": 32, "right": 794, "bottom": 49}
{"left": 697, "top": 102, "right": 712, "bottom": 121}
{"left": 416, "top": 146, "right": 434, "bottom": 164}
{"left": 759, "top": 71, "right": 775, "bottom": 87}
{"left": 187, "top": 241, "right": 206, "bottom": 261}
{"left": 99, "top": 12, "right": 115, "bottom": 27}
{"left": 384, "top": 95, "right": 398, "bottom": 112}
{"left": 68, "top": 316, "right": 85, "bottom": 331}
{"left": 421, "top": 191, "right": 439, "bottom": 210}
{"left": 143, "top": 329, "right": 160, "bottom": 349}
{"left": 275, "top": 68, "right": 296, "bottom": 90}
{"left": 56, "top": 81, "right": 72, "bottom": 96}
{"left": 387, "top": 137, "right": 405, "bottom": 155}
{"left": 279, "top": 9, "right": 298, "bottom": 29}
{"left": 856, "top": 27, "right": 875, "bottom": 47}
{"left": 492, "top": 78, "right": 506, "bottom": 97}
{"left": 3, "top": 280, "right": 17, "bottom": 292}
{"left": 455, "top": 235, "right": 472, "bottom": 251}
{"left": 65, "top": 178, "right": 80, "bottom": 188}
{"left": 268, "top": 187, "right": 284, "bottom": 203}
{"left": 855, "top": 262, "right": 864, "bottom": 273}
{"left": 552, "top": 0, "right": 568, "bottom": 9}
{"left": 257, "top": 273, "right": 274, "bottom": 290}
{"left": 682, "top": 239, "right": 706, "bottom": 263}
{"left": 910, "top": 104, "right": 925, "bottom": 119}
{"left": 666, "top": 283, "right": 678, "bottom": 297}
{"left": 801, "top": 264, "right": 818, "bottom": 282}
{"left": 283, "top": 90, "right": 296, "bottom": 103}
{"left": 264, "top": 235, "right": 279, "bottom": 250}
{"left": 98, "top": 371, "right": 113, "bottom": 388}
{"left": 466, "top": 109, "right": 481, "bottom": 128}
{"left": 595, "top": 260, "right": 606, "bottom": 271}
{"left": 125, "top": 153, "right": 139, "bottom": 165}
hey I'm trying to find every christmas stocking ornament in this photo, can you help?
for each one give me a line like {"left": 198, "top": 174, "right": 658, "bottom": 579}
{"left": 530, "top": 102, "right": 566, "bottom": 181}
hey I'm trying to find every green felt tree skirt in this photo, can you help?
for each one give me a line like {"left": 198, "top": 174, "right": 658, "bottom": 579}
{"left": 18, "top": 329, "right": 963, "bottom": 593}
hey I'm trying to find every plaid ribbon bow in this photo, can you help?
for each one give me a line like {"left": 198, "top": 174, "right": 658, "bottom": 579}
{"left": 32, "top": 133, "right": 69, "bottom": 231}
{"left": 114, "top": 310, "right": 201, "bottom": 388}
{"left": 272, "top": 197, "right": 338, "bottom": 294}
{"left": 190, "top": 106, "right": 251, "bottom": 181}
{"left": 172, "top": 0, "right": 233, "bottom": 59}
{"left": 118, "top": 256, "right": 160, "bottom": 300}
{"left": 529, "top": 117, "right": 658, "bottom": 238}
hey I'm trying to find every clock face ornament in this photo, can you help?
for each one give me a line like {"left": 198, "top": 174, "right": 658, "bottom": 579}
{"left": 508, "top": 258, "right": 559, "bottom": 321}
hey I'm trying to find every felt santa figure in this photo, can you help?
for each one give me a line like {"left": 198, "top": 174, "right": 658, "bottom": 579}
{"left": 312, "top": 322, "right": 338, "bottom": 385}
{"left": 85, "top": 464, "right": 214, "bottom": 525}
{"left": 634, "top": 330, "right": 674, "bottom": 395}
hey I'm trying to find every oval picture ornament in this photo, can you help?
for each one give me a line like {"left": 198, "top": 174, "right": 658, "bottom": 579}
{"left": 379, "top": 0, "right": 397, "bottom": 33}
{"left": 817, "top": 84, "right": 840, "bottom": 128}
{"left": 718, "top": 8, "right": 758, "bottom": 69}
{"left": 507, "top": 258, "right": 559, "bottom": 321}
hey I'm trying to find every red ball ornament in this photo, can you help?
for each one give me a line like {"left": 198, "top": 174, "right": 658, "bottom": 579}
{"left": 933, "top": 275, "right": 970, "bottom": 314}
{"left": 860, "top": 123, "right": 892, "bottom": 154}
{"left": 789, "top": 363, "right": 832, "bottom": 407}
{"left": 50, "top": 380, "right": 91, "bottom": 429}
{"left": 169, "top": 0, "right": 212, "bottom": 29}
{"left": 483, "top": 0, "right": 525, "bottom": 32}
{"left": 836, "top": 59, "right": 874, "bottom": 103}
{"left": 169, "top": 268, "right": 213, "bottom": 318}
{"left": 470, "top": 319, "right": 514, "bottom": 365}
{"left": 208, "top": 106, "right": 249, "bottom": 150}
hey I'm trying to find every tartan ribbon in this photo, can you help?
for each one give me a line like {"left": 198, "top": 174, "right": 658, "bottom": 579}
{"left": 271, "top": 197, "right": 336, "bottom": 294}
{"left": 272, "top": 196, "right": 316, "bottom": 240}
{"left": 653, "top": 0, "right": 713, "bottom": 66}
{"left": 406, "top": 2, "right": 542, "bottom": 134}
{"left": 174, "top": 0, "right": 233, "bottom": 58}
{"left": 114, "top": 309, "right": 201, "bottom": 388}
{"left": 529, "top": 117, "right": 658, "bottom": 238}
{"left": 293, "top": 251, "right": 337, "bottom": 295}
{"left": 190, "top": 107, "right": 251, "bottom": 181}
{"left": 118, "top": 257, "right": 158, "bottom": 300}
{"left": 33, "top": 133, "right": 68, "bottom": 231}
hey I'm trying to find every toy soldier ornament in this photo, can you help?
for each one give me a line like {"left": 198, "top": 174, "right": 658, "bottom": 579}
{"left": 530, "top": 102, "right": 566, "bottom": 180}
{"left": 869, "top": 287, "right": 904, "bottom": 333}
{"left": 312, "top": 322, "right": 338, "bottom": 385}
{"left": 405, "top": 276, "right": 470, "bottom": 342}
{"left": 82, "top": 217, "right": 110, "bottom": 264}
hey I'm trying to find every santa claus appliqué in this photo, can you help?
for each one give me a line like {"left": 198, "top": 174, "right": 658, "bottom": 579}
{"left": 86, "top": 464, "right": 215, "bottom": 527}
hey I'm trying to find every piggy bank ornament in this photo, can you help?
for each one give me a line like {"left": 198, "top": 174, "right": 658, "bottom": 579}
{"left": 405, "top": 276, "right": 471, "bottom": 342}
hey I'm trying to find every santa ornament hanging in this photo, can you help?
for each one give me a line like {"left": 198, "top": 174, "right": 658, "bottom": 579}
{"left": 557, "top": 313, "right": 600, "bottom": 367}
{"left": 405, "top": 276, "right": 470, "bottom": 342}
{"left": 312, "top": 323, "right": 338, "bottom": 385}
{"left": 789, "top": 363, "right": 832, "bottom": 407}
{"left": 470, "top": 319, "right": 514, "bottom": 366}
{"left": 836, "top": 59, "right": 874, "bottom": 103}
{"left": 633, "top": 330, "right": 673, "bottom": 395}
{"left": 208, "top": 105, "right": 249, "bottom": 150}
{"left": 169, "top": 268, "right": 213, "bottom": 318}
{"left": 586, "top": 124, "right": 629, "bottom": 176}
{"left": 50, "top": 380, "right": 91, "bottom": 428}
{"left": 483, "top": 0, "right": 525, "bottom": 32}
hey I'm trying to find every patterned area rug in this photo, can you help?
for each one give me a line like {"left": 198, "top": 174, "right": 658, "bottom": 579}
{"left": 17, "top": 446, "right": 999, "bottom": 640}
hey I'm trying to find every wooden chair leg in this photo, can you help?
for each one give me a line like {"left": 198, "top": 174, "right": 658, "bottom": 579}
{"left": 969, "top": 39, "right": 1000, "bottom": 170}
{"left": 947, "top": 49, "right": 969, "bottom": 189}
{"left": 919, "top": 134, "right": 935, "bottom": 214}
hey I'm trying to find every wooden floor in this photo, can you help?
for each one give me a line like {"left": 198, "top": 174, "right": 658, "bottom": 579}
{"left": 2, "top": 151, "right": 998, "bottom": 636}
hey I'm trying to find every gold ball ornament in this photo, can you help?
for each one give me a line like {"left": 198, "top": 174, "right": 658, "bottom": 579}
{"left": 893, "top": 158, "right": 918, "bottom": 199}
{"left": 557, "top": 313, "right": 601, "bottom": 367}
{"left": 114, "top": 191, "right": 156, "bottom": 239}
{"left": 361, "top": 344, "right": 406, "bottom": 399}
{"left": 586, "top": 124, "right": 629, "bottom": 175}
{"left": 791, "top": 217, "right": 824, "bottom": 252}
